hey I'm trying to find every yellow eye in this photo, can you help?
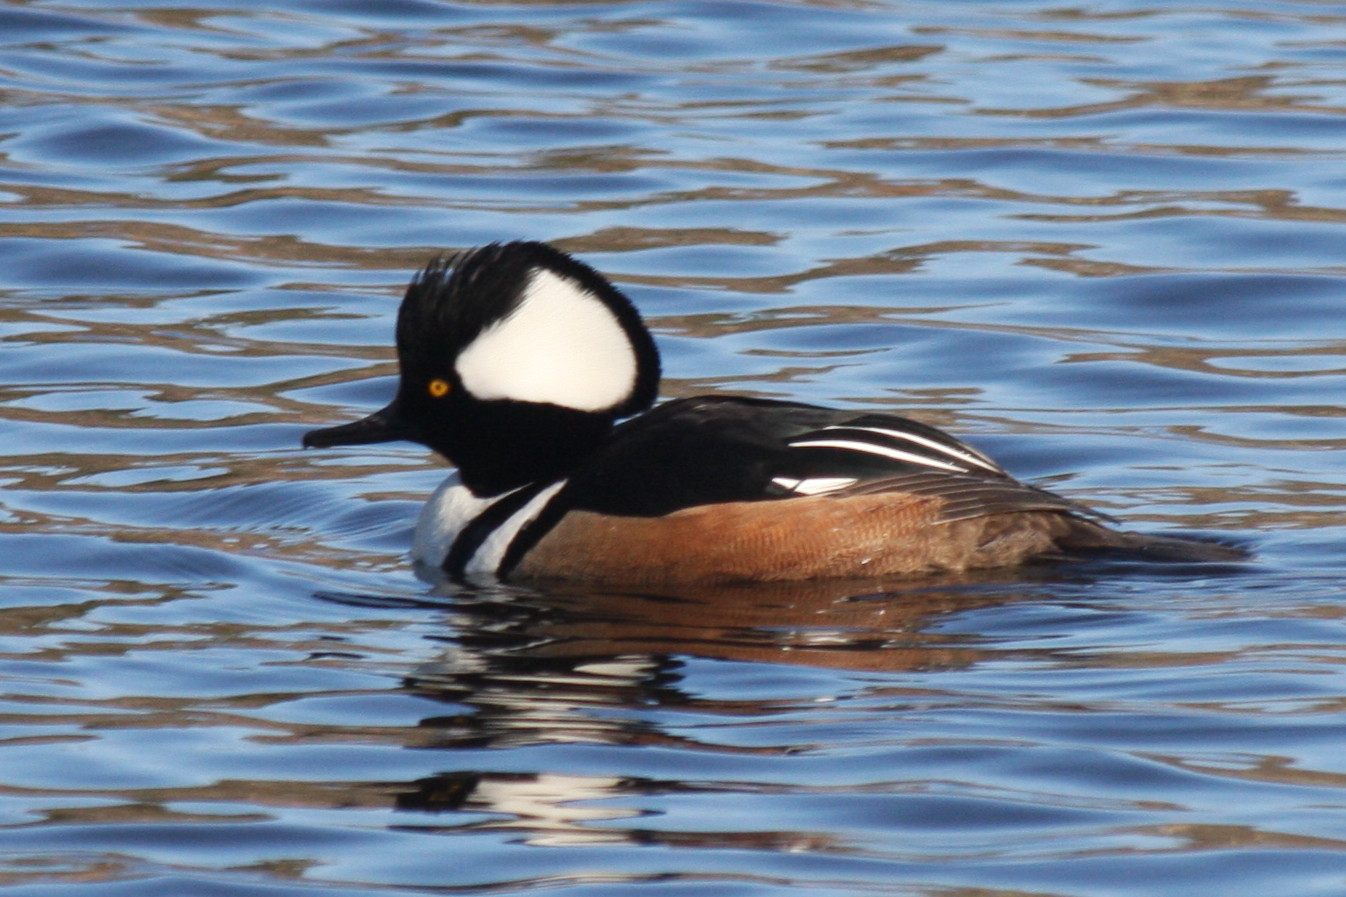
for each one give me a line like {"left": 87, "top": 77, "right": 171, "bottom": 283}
{"left": 427, "top": 378, "right": 450, "bottom": 398}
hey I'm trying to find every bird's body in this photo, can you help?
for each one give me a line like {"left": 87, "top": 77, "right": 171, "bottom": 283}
{"left": 303, "top": 241, "right": 1242, "bottom": 585}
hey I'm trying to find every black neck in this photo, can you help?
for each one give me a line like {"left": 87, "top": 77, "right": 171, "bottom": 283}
{"left": 429, "top": 401, "right": 614, "bottom": 496}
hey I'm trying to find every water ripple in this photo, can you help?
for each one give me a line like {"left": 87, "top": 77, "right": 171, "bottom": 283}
{"left": 2, "top": 2, "right": 1346, "bottom": 896}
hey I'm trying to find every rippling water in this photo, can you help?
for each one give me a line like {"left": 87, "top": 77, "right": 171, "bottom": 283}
{"left": 4, "top": 2, "right": 1346, "bottom": 895}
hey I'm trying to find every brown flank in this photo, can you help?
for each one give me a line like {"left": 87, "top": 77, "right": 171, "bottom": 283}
{"left": 514, "top": 490, "right": 1101, "bottom": 585}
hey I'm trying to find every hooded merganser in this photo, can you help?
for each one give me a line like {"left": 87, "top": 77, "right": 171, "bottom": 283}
{"left": 303, "top": 241, "right": 1242, "bottom": 585}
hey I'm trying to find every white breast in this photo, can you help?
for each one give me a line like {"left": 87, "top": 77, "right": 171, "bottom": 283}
{"left": 411, "top": 471, "right": 493, "bottom": 569}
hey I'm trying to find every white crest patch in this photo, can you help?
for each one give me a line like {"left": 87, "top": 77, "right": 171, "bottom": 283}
{"left": 455, "top": 268, "right": 638, "bottom": 411}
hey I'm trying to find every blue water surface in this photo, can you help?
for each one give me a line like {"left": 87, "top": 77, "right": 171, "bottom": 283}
{"left": 2, "top": 2, "right": 1346, "bottom": 895}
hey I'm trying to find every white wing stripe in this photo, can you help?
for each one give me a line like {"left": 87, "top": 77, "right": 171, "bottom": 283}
{"left": 836, "top": 425, "right": 1001, "bottom": 472}
{"left": 788, "top": 438, "right": 966, "bottom": 472}
{"left": 771, "top": 475, "right": 859, "bottom": 495}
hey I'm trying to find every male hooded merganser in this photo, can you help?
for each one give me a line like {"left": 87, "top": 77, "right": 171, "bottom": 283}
{"left": 303, "top": 241, "right": 1242, "bottom": 585}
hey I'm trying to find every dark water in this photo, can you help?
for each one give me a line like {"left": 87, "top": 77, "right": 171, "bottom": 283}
{"left": 4, "top": 2, "right": 1346, "bottom": 895}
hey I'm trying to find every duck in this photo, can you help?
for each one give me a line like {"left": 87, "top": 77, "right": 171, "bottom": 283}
{"left": 303, "top": 240, "right": 1243, "bottom": 585}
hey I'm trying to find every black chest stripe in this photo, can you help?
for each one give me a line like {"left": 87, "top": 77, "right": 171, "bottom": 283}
{"left": 443, "top": 481, "right": 556, "bottom": 581}
{"left": 497, "top": 491, "right": 575, "bottom": 580}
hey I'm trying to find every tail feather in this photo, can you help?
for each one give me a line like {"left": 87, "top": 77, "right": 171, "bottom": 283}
{"left": 1059, "top": 520, "right": 1250, "bottom": 565}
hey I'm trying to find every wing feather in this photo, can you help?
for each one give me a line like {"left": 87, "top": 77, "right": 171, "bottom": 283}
{"left": 827, "top": 470, "right": 1114, "bottom": 525}
{"left": 567, "top": 396, "right": 1099, "bottom": 526}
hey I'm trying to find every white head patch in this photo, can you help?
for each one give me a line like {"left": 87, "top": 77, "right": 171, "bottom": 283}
{"left": 455, "top": 267, "right": 638, "bottom": 412}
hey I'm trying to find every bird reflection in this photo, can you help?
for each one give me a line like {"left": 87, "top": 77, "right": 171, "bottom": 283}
{"left": 373, "top": 571, "right": 1058, "bottom": 844}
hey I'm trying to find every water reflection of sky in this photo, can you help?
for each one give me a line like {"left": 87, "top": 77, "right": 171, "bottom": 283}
{"left": 2, "top": 3, "right": 1346, "bottom": 896}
